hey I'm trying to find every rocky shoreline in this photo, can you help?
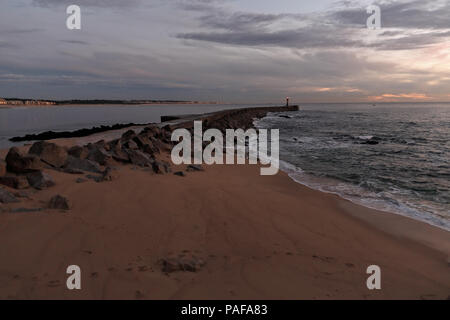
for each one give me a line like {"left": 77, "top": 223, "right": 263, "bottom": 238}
{"left": 0, "top": 105, "right": 298, "bottom": 209}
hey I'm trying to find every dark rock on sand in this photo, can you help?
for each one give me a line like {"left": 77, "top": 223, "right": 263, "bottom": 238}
{"left": 160, "top": 256, "right": 205, "bottom": 273}
{"left": 152, "top": 161, "right": 171, "bottom": 174}
{"left": 68, "top": 145, "right": 88, "bottom": 159}
{"left": 86, "top": 167, "right": 115, "bottom": 183}
{"left": 6, "top": 147, "right": 42, "bottom": 174}
{"left": 132, "top": 135, "right": 151, "bottom": 148}
{"left": 87, "top": 146, "right": 111, "bottom": 166}
{"left": 0, "top": 175, "right": 29, "bottom": 189}
{"left": 48, "top": 195, "right": 70, "bottom": 210}
{"left": 186, "top": 164, "right": 204, "bottom": 172}
{"left": 125, "top": 149, "right": 154, "bottom": 167}
{"left": 27, "top": 171, "right": 55, "bottom": 190}
{"left": 28, "top": 141, "right": 68, "bottom": 168}
{"left": 0, "top": 187, "right": 19, "bottom": 203}
{"left": 174, "top": 171, "right": 186, "bottom": 177}
{"left": 75, "top": 178, "right": 87, "bottom": 183}
{"left": 107, "top": 140, "right": 130, "bottom": 163}
{"left": 64, "top": 156, "right": 102, "bottom": 174}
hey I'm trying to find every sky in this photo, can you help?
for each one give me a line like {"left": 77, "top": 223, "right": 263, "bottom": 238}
{"left": 0, "top": 0, "right": 449, "bottom": 103}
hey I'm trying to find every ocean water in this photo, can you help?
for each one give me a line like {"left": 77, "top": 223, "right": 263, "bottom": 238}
{"left": 0, "top": 103, "right": 269, "bottom": 149}
{"left": 255, "top": 103, "right": 450, "bottom": 231}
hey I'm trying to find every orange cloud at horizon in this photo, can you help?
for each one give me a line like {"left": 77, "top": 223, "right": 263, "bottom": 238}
{"left": 369, "top": 93, "right": 431, "bottom": 101}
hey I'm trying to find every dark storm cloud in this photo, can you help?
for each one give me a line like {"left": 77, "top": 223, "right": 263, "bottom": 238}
{"left": 177, "top": 25, "right": 364, "bottom": 49}
{"left": 176, "top": 0, "right": 450, "bottom": 51}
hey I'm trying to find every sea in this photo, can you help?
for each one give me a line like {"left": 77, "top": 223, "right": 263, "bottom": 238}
{"left": 255, "top": 103, "right": 450, "bottom": 231}
{"left": 0, "top": 102, "right": 449, "bottom": 230}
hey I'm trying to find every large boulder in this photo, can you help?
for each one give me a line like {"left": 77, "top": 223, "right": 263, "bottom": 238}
{"left": 0, "top": 175, "right": 29, "bottom": 189}
{"left": 133, "top": 135, "right": 151, "bottom": 148}
{"left": 28, "top": 141, "right": 68, "bottom": 168}
{"left": 68, "top": 145, "right": 88, "bottom": 159}
{"left": 0, "top": 160, "right": 6, "bottom": 176}
{"left": 125, "top": 149, "right": 154, "bottom": 167}
{"left": 27, "top": 171, "right": 55, "bottom": 190}
{"left": 123, "top": 139, "right": 139, "bottom": 150}
{"left": 5, "top": 147, "right": 42, "bottom": 174}
{"left": 64, "top": 156, "right": 102, "bottom": 174}
{"left": 48, "top": 195, "right": 70, "bottom": 210}
{"left": 87, "top": 146, "right": 111, "bottom": 166}
{"left": 0, "top": 187, "right": 19, "bottom": 203}
{"left": 107, "top": 140, "right": 130, "bottom": 163}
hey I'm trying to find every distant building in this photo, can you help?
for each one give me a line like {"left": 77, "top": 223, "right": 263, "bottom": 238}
{"left": 0, "top": 98, "right": 7, "bottom": 105}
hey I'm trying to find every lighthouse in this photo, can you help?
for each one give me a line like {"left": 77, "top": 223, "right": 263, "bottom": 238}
{"left": 285, "top": 97, "right": 290, "bottom": 107}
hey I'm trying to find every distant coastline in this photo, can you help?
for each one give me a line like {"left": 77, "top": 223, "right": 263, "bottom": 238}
{"left": 0, "top": 98, "right": 217, "bottom": 107}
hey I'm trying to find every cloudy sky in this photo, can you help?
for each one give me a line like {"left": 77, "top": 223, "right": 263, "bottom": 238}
{"left": 0, "top": 0, "right": 449, "bottom": 103}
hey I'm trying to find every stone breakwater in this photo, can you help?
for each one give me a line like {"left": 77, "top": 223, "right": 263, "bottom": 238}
{"left": 0, "top": 105, "right": 297, "bottom": 209}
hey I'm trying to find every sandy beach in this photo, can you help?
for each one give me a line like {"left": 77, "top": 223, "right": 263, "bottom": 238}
{"left": 0, "top": 107, "right": 449, "bottom": 300}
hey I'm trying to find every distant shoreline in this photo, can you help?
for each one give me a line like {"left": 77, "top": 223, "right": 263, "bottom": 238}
{"left": 0, "top": 101, "right": 218, "bottom": 108}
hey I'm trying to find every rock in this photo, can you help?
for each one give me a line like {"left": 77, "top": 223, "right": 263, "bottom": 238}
{"left": 0, "top": 187, "right": 19, "bottom": 203}
{"left": 142, "top": 126, "right": 161, "bottom": 138}
{"left": 160, "top": 256, "right": 205, "bottom": 273}
{"left": 133, "top": 135, "right": 151, "bottom": 148}
{"left": 152, "top": 139, "right": 171, "bottom": 153}
{"left": 64, "top": 156, "right": 102, "bottom": 174}
{"left": 28, "top": 141, "right": 68, "bottom": 168}
{"left": 27, "top": 171, "right": 55, "bottom": 190}
{"left": 75, "top": 178, "right": 86, "bottom": 183}
{"left": 362, "top": 140, "right": 379, "bottom": 145}
{"left": 0, "top": 175, "right": 29, "bottom": 189}
{"left": 123, "top": 139, "right": 139, "bottom": 150}
{"left": 125, "top": 149, "right": 154, "bottom": 167}
{"left": 48, "top": 195, "right": 70, "bottom": 210}
{"left": 86, "top": 167, "right": 115, "bottom": 183}
{"left": 186, "top": 164, "right": 204, "bottom": 172}
{"left": 108, "top": 140, "right": 130, "bottom": 163}
{"left": 87, "top": 146, "right": 111, "bottom": 166}
{"left": 67, "top": 145, "right": 88, "bottom": 159}
{"left": 0, "top": 160, "right": 6, "bottom": 176}
{"left": 121, "top": 129, "right": 136, "bottom": 141}
{"left": 5, "top": 147, "right": 42, "bottom": 174}
{"left": 174, "top": 171, "right": 186, "bottom": 177}
{"left": 152, "top": 161, "right": 171, "bottom": 174}
{"left": 112, "top": 150, "right": 130, "bottom": 163}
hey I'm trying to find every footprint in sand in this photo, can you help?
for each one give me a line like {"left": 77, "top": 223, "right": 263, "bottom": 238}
{"left": 345, "top": 263, "right": 355, "bottom": 268}
{"left": 312, "top": 255, "right": 335, "bottom": 263}
{"left": 138, "top": 266, "right": 148, "bottom": 272}
{"left": 47, "top": 280, "right": 61, "bottom": 287}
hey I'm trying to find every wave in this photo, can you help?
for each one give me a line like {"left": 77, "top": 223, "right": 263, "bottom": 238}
{"left": 278, "top": 160, "right": 450, "bottom": 231}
